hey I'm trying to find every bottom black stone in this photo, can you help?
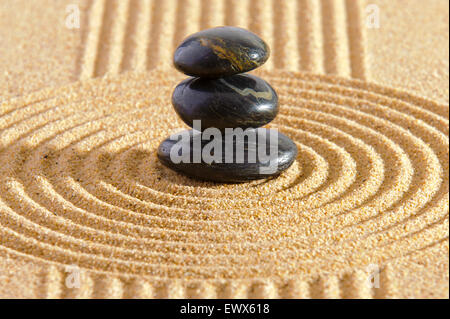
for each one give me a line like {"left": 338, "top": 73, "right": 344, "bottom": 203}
{"left": 157, "top": 128, "right": 298, "bottom": 182}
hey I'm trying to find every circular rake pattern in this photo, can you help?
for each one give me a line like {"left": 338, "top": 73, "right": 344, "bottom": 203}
{"left": 0, "top": 70, "right": 448, "bottom": 280}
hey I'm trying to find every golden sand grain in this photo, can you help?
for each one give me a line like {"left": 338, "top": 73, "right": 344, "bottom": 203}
{"left": 0, "top": 0, "right": 448, "bottom": 298}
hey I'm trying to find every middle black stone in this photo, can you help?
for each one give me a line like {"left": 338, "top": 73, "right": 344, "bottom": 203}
{"left": 172, "top": 73, "right": 278, "bottom": 131}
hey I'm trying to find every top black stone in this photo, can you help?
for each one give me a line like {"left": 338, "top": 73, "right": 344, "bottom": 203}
{"left": 173, "top": 26, "right": 269, "bottom": 78}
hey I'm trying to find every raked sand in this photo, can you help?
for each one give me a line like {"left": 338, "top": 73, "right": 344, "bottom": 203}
{"left": 0, "top": 0, "right": 448, "bottom": 298}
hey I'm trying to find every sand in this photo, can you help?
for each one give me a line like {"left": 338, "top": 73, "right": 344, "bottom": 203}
{"left": 0, "top": 0, "right": 448, "bottom": 299}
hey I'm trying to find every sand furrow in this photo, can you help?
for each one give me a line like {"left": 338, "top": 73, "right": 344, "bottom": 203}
{"left": 200, "top": 0, "right": 225, "bottom": 30}
{"left": 297, "top": 0, "right": 324, "bottom": 73}
{"left": 249, "top": 0, "right": 274, "bottom": 71}
{"left": 79, "top": 0, "right": 105, "bottom": 79}
{"left": 340, "top": 271, "right": 374, "bottom": 299}
{"left": 247, "top": 280, "right": 278, "bottom": 298}
{"left": 41, "top": 265, "right": 64, "bottom": 298}
{"left": 224, "top": 0, "right": 250, "bottom": 28}
{"left": 321, "top": 0, "right": 351, "bottom": 76}
{"left": 345, "top": 0, "right": 368, "bottom": 79}
{"left": 119, "top": 0, "right": 141, "bottom": 72}
{"left": 279, "top": 279, "right": 311, "bottom": 299}
{"left": 273, "top": 0, "right": 299, "bottom": 71}
{"left": 122, "top": 278, "right": 155, "bottom": 298}
{"left": 309, "top": 276, "right": 341, "bottom": 298}
{"left": 92, "top": 276, "right": 124, "bottom": 298}
{"left": 107, "top": 0, "right": 130, "bottom": 74}
{"left": 135, "top": 0, "right": 153, "bottom": 70}
{"left": 148, "top": 0, "right": 178, "bottom": 70}
{"left": 173, "top": 0, "right": 202, "bottom": 52}
{"left": 92, "top": 0, "right": 117, "bottom": 77}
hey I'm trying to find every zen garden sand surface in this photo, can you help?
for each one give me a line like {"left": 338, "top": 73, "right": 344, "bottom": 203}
{"left": 0, "top": 0, "right": 448, "bottom": 298}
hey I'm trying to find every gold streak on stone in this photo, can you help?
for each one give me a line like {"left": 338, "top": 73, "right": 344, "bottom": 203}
{"left": 219, "top": 78, "right": 273, "bottom": 100}
{"left": 199, "top": 37, "right": 256, "bottom": 71}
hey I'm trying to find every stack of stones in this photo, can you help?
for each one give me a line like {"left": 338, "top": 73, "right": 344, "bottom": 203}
{"left": 158, "top": 26, "right": 297, "bottom": 182}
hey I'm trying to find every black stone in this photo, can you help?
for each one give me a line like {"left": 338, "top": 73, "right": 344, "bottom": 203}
{"left": 157, "top": 129, "right": 297, "bottom": 183}
{"left": 173, "top": 26, "right": 269, "bottom": 78}
{"left": 172, "top": 74, "right": 278, "bottom": 131}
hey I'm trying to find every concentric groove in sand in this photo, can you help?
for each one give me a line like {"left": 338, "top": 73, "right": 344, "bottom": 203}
{"left": 78, "top": 0, "right": 368, "bottom": 78}
{"left": 0, "top": 71, "right": 447, "bottom": 291}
